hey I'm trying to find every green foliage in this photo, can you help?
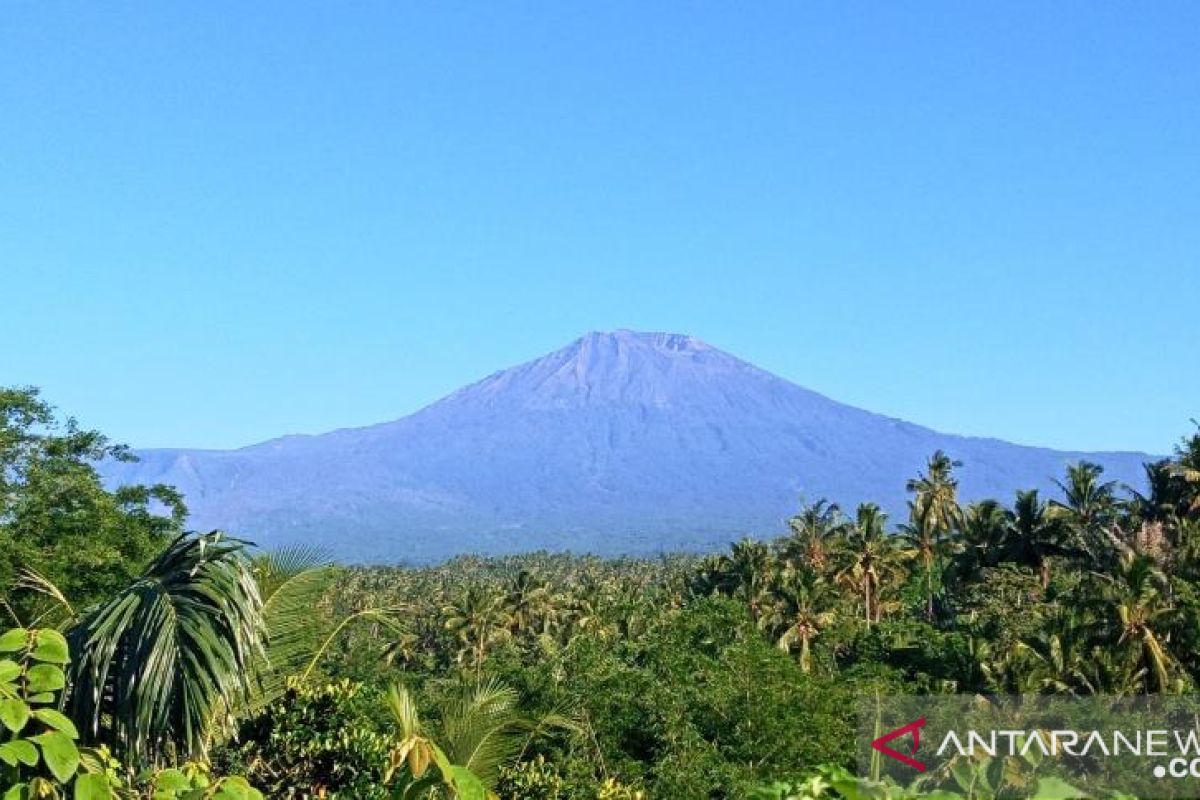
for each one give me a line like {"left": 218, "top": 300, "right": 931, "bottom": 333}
{"left": 0, "top": 388, "right": 185, "bottom": 624}
{"left": 66, "top": 532, "right": 266, "bottom": 766}
{"left": 0, "top": 625, "right": 263, "bottom": 800}
{"left": 218, "top": 680, "right": 392, "bottom": 799}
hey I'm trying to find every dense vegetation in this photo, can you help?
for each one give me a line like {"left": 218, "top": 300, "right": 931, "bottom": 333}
{"left": 2, "top": 386, "right": 1199, "bottom": 798}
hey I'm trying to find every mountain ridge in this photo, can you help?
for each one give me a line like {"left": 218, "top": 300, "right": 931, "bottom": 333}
{"left": 101, "top": 330, "right": 1157, "bottom": 562}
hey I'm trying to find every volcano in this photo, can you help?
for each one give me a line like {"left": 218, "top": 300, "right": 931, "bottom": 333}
{"left": 101, "top": 330, "right": 1154, "bottom": 562}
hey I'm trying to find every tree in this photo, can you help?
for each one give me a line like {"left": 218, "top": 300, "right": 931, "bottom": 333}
{"left": 1100, "top": 554, "right": 1183, "bottom": 693}
{"left": 780, "top": 500, "right": 847, "bottom": 574}
{"left": 443, "top": 586, "right": 507, "bottom": 679}
{"left": 66, "top": 532, "right": 266, "bottom": 766}
{"left": 1005, "top": 490, "right": 1074, "bottom": 590}
{"left": 835, "top": 504, "right": 902, "bottom": 627}
{"left": 953, "top": 499, "right": 1011, "bottom": 579}
{"left": 503, "top": 569, "right": 553, "bottom": 637}
{"left": 906, "top": 451, "right": 964, "bottom": 541}
{"left": 764, "top": 569, "right": 838, "bottom": 672}
{"left": 1051, "top": 461, "right": 1118, "bottom": 560}
{"left": 1170, "top": 425, "right": 1200, "bottom": 518}
{"left": 727, "top": 538, "right": 774, "bottom": 621}
{"left": 898, "top": 502, "right": 940, "bottom": 620}
{"left": 0, "top": 387, "right": 185, "bottom": 622}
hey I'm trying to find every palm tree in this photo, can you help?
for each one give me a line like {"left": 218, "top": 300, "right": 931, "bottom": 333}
{"left": 835, "top": 504, "right": 901, "bottom": 627}
{"left": 906, "top": 450, "right": 964, "bottom": 541}
{"left": 1170, "top": 425, "right": 1200, "bottom": 517}
{"left": 443, "top": 586, "right": 507, "bottom": 679}
{"left": 727, "top": 538, "right": 774, "bottom": 621}
{"left": 247, "top": 546, "right": 339, "bottom": 711}
{"left": 1051, "top": 461, "right": 1118, "bottom": 564}
{"left": 1127, "top": 460, "right": 1185, "bottom": 525}
{"left": 898, "top": 502, "right": 940, "bottom": 620}
{"left": 1013, "top": 610, "right": 1099, "bottom": 695}
{"left": 1100, "top": 554, "right": 1181, "bottom": 693}
{"left": 780, "top": 499, "right": 847, "bottom": 574}
{"left": 385, "top": 679, "right": 577, "bottom": 795}
{"left": 503, "top": 569, "right": 553, "bottom": 637}
{"left": 765, "top": 570, "right": 838, "bottom": 672}
{"left": 66, "top": 532, "right": 266, "bottom": 765}
{"left": 1005, "top": 490, "right": 1075, "bottom": 590}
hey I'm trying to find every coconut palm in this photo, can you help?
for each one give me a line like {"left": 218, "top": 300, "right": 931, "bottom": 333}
{"left": 443, "top": 586, "right": 507, "bottom": 679}
{"left": 765, "top": 570, "right": 838, "bottom": 672}
{"left": 503, "top": 569, "right": 553, "bottom": 637}
{"left": 906, "top": 450, "right": 964, "bottom": 540}
{"left": 898, "top": 502, "right": 941, "bottom": 620}
{"left": 386, "top": 679, "right": 577, "bottom": 795}
{"left": 1051, "top": 461, "right": 1118, "bottom": 564}
{"left": 66, "top": 531, "right": 266, "bottom": 765}
{"left": 780, "top": 499, "right": 848, "bottom": 574}
{"left": 247, "top": 546, "right": 339, "bottom": 710}
{"left": 1170, "top": 425, "right": 1200, "bottom": 517}
{"left": 835, "top": 504, "right": 902, "bottom": 627}
{"left": 1005, "top": 490, "right": 1076, "bottom": 590}
{"left": 727, "top": 538, "right": 774, "bottom": 621}
{"left": 1100, "top": 554, "right": 1182, "bottom": 693}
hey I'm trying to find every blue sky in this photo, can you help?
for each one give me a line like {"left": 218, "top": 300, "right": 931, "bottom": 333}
{"left": 2, "top": 2, "right": 1196, "bottom": 453}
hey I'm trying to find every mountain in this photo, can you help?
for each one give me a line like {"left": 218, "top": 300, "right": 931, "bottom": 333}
{"left": 101, "top": 330, "right": 1155, "bottom": 562}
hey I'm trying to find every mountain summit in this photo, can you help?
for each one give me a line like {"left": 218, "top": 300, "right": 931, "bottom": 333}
{"left": 102, "top": 331, "right": 1153, "bottom": 562}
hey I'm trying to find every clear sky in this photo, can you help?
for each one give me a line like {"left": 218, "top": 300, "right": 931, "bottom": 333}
{"left": 2, "top": 2, "right": 1196, "bottom": 453}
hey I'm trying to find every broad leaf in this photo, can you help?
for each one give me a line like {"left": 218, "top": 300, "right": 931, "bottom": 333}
{"left": 33, "top": 707, "right": 80, "bottom": 738}
{"left": 0, "top": 739, "right": 38, "bottom": 767}
{"left": 33, "top": 730, "right": 80, "bottom": 783}
{"left": 0, "top": 698, "right": 31, "bottom": 733}
{"left": 73, "top": 772, "right": 115, "bottom": 800}
{"left": 25, "top": 664, "right": 65, "bottom": 694}
{"left": 0, "top": 629, "right": 27, "bottom": 653}
{"left": 31, "top": 630, "right": 69, "bottom": 664}
{"left": 0, "top": 659, "right": 21, "bottom": 683}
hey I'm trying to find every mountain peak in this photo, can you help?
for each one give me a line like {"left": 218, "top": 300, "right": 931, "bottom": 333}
{"left": 452, "top": 329, "right": 756, "bottom": 411}
{"left": 575, "top": 329, "right": 712, "bottom": 354}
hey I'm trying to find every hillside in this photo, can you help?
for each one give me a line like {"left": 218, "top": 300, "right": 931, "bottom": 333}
{"left": 101, "top": 330, "right": 1154, "bottom": 561}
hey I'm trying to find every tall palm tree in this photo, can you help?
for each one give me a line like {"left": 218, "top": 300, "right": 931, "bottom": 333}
{"left": 1127, "top": 460, "right": 1185, "bottom": 525}
{"left": 1005, "top": 490, "right": 1075, "bottom": 590}
{"left": 1051, "top": 461, "right": 1118, "bottom": 564}
{"left": 906, "top": 450, "right": 965, "bottom": 541}
{"left": 1169, "top": 425, "right": 1200, "bottom": 516}
{"left": 765, "top": 569, "right": 838, "bottom": 672}
{"left": 66, "top": 532, "right": 266, "bottom": 766}
{"left": 898, "top": 502, "right": 940, "bottom": 620}
{"left": 1100, "top": 554, "right": 1182, "bottom": 693}
{"left": 780, "top": 499, "right": 847, "bottom": 575}
{"left": 443, "top": 586, "right": 507, "bottom": 679}
{"left": 503, "top": 569, "right": 553, "bottom": 637}
{"left": 727, "top": 538, "right": 774, "bottom": 621}
{"left": 835, "top": 504, "right": 901, "bottom": 627}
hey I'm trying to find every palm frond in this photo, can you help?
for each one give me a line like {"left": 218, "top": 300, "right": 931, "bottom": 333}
{"left": 249, "top": 547, "right": 339, "bottom": 709}
{"left": 66, "top": 531, "right": 265, "bottom": 766}
{"left": 14, "top": 567, "right": 77, "bottom": 629}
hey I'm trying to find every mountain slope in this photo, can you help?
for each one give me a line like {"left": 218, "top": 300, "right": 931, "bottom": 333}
{"left": 101, "top": 330, "right": 1155, "bottom": 562}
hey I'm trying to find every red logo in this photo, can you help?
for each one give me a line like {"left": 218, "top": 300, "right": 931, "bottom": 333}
{"left": 871, "top": 717, "right": 926, "bottom": 772}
